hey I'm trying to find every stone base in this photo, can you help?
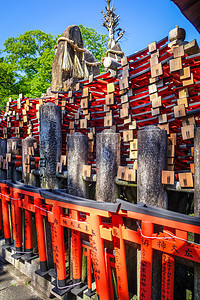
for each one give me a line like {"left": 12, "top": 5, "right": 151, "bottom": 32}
{"left": 0, "top": 239, "right": 98, "bottom": 300}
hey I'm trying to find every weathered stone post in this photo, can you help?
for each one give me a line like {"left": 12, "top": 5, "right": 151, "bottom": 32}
{"left": 7, "top": 137, "right": 22, "bottom": 181}
{"left": 96, "top": 129, "right": 120, "bottom": 202}
{"left": 40, "top": 102, "right": 62, "bottom": 189}
{"left": 67, "top": 132, "right": 88, "bottom": 197}
{"left": 40, "top": 102, "right": 62, "bottom": 269}
{"left": 194, "top": 127, "right": 200, "bottom": 300}
{"left": 22, "top": 137, "right": 38, "bottom": 186}
{"left": 137, "top": 126, "right": 168, "bottom": 300}
{"left": 0, "top": 139, "right": 7, "bottom": 179}
{"left": 67, "top": 132, "right": 88, "bottom": 290}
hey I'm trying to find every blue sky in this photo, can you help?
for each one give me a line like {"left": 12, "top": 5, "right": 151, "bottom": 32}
{"left": 0, "top": 0, "right": 199, "bottom": 56}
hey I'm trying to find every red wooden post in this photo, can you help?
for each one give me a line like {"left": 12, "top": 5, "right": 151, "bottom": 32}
{"left": 89, "top": 213, "right": 110, "bottom": 300}
{"left": 1, "top": 186, "right": 11, "bottom": 245}
{"left": 12, "top": 190, "right": 22, "bottom": 252}
{"left": 34, "top": 197, "right": 48, "bottom": 272}
{"left": 24, "top": 196, "right": 33, "bottom": 254}
{"left": 161, "top": 253, "right": 174, "bottom": 300}
{"left": 113, "top": 214, "right": 129, "bottom": 300}
{"left": 70, "top": 210, "right": 81, "bottom": 286}
{"left": 140, "top": 221, "right": 153, "bottom": 300}
{"left": 52, "top": 205, "right": 67, "bottom": 287}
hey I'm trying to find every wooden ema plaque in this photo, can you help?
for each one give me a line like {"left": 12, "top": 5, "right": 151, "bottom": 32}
{"left": 148, "top": 41, "right": 157, "bottom": 53}
{"left": 121, "top": 94, "right": 129, "bottom": 103}
{"left": 152, "top": 96, "right": 162, "bottom": 108}
{"left": 158, "top": 114, "right": 167, "bottom": 124}
{"left": 123, "top": 130, "right": 133, "bottom": 142}
{"left": 173, "top": 45, "right": 184, "bottom": 58}
{"left": 117, "top": 166, "right": 126, "bottom": 180}
{"left": 120, "top": 107, "right": 129, "bottom": 118}
{"left": 177, "top": 97, "right": 188, "bottom": 108}
{"left": 178, "top": 172, "right": 193, "bottom": 188}
{"left": 104, "top": 112, "right": 113, "bottom": 127}
{"left": 180, "top": 66, "right": 191, "bottom": 80}
{"left": 148, "top": 83, "right": 157, "bottom": 94}
{"left": 181, "top": 125, "right": 194, "bottom": 140}
{"left": 119, "top": 77, "right": 129, "bottom": 91}
{"left": 105, "top": 93, "right": 114, "bottom": 106}
{"left": 168, "top": 133, "right": 177, "bottom": 145}
{"left": 130, "top": 139, "right": 138, "bottom": 151}
{"left": 150, "top": 56, "right": 158, "bottom": 67}
{"left": 124, "top": 114, "right": 131, "bottom": 125}
{"left": 129, "top": 120, "right": 137, "bottom": 130}
{"left": 151, "top": 108, "right": 160, "bottom": 116}
{"left": 125, "top": 169, "right": 136, "bottom": 182}
{"left": 169, "top": 57, "right": 182, "bottom": 72}
{"left": 81, "top": 98, "right": 89, "bottom": 109}
{"left": 130, "top": 150, "right": 137, "bottom": 160}
{"left": 179, "top": 88, "right": 189, "bottom": 98}
{"left": 182, "top": 116, "right": 195, "bottom": 127}
{"left": 174, "top": 104, "right": 186, "bottom": 118}
{"left": 82, "top": 165, "right": 91, "bottom": 178}
{"left": 56, "top": 162, "right": 63, "bottom": 173}
{"left": 183, "top": 73, "right": 194, "bottom": 86}
{"left": 82, "top": 87, "right": 89, "bottom": 97}
{"left": 162, "top": 170, "right": 175, "bottom": 185}
{"left": 107, "top": 83, "right": 115, "bottom": 94}
{"left": 151, "top": 63, "right": 163, "bottom": 78}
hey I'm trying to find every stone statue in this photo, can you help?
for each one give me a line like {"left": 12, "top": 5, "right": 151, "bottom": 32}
{"left": 47, "top": 25, "right": 100, "bottom": 94}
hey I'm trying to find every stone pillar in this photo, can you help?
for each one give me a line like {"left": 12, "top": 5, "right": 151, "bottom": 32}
{"left": 7, "top": 138, "right": 22, "bottom": 181}
{"left": 40, "top": 102, "right": 62, "bottom": 270}
{"left": 22, "top": 137, "right": 38, "bottom": 186}
{"left": 0, "top": 139, "right": 7, "bottom": 179}
{"left": 96, "top": 129, "right": 120, "bottom": 202}
{"left": 40, "top": 102, "right": 62, "bottom": 189}
{"left": 137, "top": 126, "right": 168, "bottom": 209}
{"left": 67, "top": 132, "right": 88, "bottom": 197}
{"left": 137, "top": 126, "right": 168, "bottom": 300}
{"left": 194, "top": 127, "right": 200, "bottom": 300}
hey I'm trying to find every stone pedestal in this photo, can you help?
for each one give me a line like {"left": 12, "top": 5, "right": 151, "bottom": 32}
{"left": 96, "top": 129, "right": 120, "bottom": 202}
{"left": 22, "top": 137, "right": 38, "bottom": 186}
{"left": 137, "top": 126, "right": 168, "bottom": 209}
{"left": 7, "top": 138, "right": 22, "bottom": 181}
{"left": 40, "top": 102, "right": 62, "bottom": 269}
{"left": 40, "top": 103, "right": 62, "bottom": 189}
{"left": 0, "top": 139, "right": 7, "bottom": 179}
{"left": 67, "top": 132, "right": 88, "bottom": 197}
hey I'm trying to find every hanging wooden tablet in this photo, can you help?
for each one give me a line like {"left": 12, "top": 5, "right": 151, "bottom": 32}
{"left": 169, "top": 57, "right": 182, "bottom": 72}
{"left": 179, "top": 88, "right": 189, "bottom": 98}
{"left": 82, "top": 165, "right": 91, "bottom": 178}
{"left": 117, "top": 166, "right": 127, "bottom": 180}
{"left": 151, "top": 63, "right": 163, "bottom": 78}
{"left": 105, "top": 93, "right": 114, "bottom": 105}
{"left": 181, "top": 125, "right": 194, "bottom": 140}
{"left": 180, "top": 66, "right": 191, "bottom": 80}
{"left": 182, "top": 73, "right": 194, "bottom": 86}
{"left": 177, "top": 97, "right": 188, "bottom": 108}
{"left": 152, "top": 97, "right": 162, "bottom": 108}
{"left": 173, "top": 45, "right": 184, "bottom": 58}
{"left": 162, "top": 170, "right": 175, "bottom": 185}
{"left": 174, "top": 104, "right": 186, "bottom": 118}
{"left": 182, "top": 116, "right": 195, "bottom": 127}
{"left": 125, "top": 168, "right": 136, "bottom": 182}
{"left": 148, "top": 41, "right": 157, "bottom": 53}
{"left": 151, "top": 107, "right": 160, "bottom": 116}
{"left": 123, "top": 130, "right": 133, "bottom": 142}
{"left": 178, "top": 172, "right": 193, "bottom": 188}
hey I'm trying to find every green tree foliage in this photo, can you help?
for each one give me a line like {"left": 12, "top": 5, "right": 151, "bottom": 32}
{"left": 0, "top": 26, "right": 108, "bottom": 107}
{"left": 79, "top": 24, "right": 108, "bottom": 72}
{"left": 2, "top": 30, "right": 58, "bottom": 99}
